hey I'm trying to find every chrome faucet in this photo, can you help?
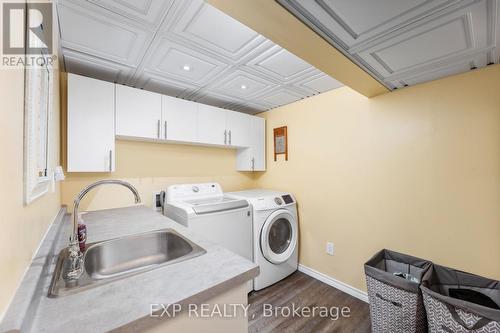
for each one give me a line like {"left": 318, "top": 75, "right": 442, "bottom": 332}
{"left": 65, "top": 179, "right": 142, "bottom": 280}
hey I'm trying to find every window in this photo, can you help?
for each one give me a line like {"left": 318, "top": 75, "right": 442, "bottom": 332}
{"left": 24, "top": 54, "right": 53, "bottom": 204}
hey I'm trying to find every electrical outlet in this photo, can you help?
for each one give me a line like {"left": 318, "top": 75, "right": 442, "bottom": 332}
{"left": 152, "top": 192, "right": 162, "bottom": 212}
{"left": 326, "top": 242, "right": 334, "bottom": 256}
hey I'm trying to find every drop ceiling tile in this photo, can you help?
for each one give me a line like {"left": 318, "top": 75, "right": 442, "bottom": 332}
{"left": 134, "top": 72, "right": 199, "bottom": 98}
{"left": 300, "top": 73, "right": 344, "bottom": 93}
{"left": 226, "top": 103, "right": 264, "bottom": 115}
{"left": 190, "top": 90, "right": 241, "bottom": 109}
{"left": 164, "top": 0, "right": 265, "bottom": 62}
{"left": 57, "top": 0, "right": 344, "bottom": 113}
{"left": 211, "top": 69, "right": 279, "bottom": 100}
{"left": 391, "top": 53, "right": 488, "bottom": 87}
{"left": 357, "top": 0, "right": 491, "bottom": 82}
{"left": 277, "top": 0, "right": 458, "bottom": 49}
{"left": 247, "top": 45, "right": 315, "bottom": 81}
{"left": 86, "top": 0, "right": 174, "bottom": 28}
{"left": 57, "top": 0, "right": 153, "bottom": 66}
{"left": 258, "top": 89, "right": 304, "bottom": 108}
{"left": 363, "top": 16, "right": 473, "bottom": 75}
{"left": 279, "top": 0, "right": 498, "bottom": 90}
{"left": 142, "top": 37, "right": 230, "bottom": 86}
{"left": 241, "top": 102, "right": 270, "bottom": 113}
{"left": 62, "top": 48, "right": 134, "bottom": 84}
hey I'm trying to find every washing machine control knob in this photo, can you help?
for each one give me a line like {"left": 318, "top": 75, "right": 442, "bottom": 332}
{"left": 274, "top": 197, "right": 283, "bottom": 205}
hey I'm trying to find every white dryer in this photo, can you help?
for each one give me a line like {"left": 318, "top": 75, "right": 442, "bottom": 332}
{"left": 228, "top": 189, "right": 298, "bottom": 290}
{"left": 163, "top": 183, "right": 254, "bottom": 292}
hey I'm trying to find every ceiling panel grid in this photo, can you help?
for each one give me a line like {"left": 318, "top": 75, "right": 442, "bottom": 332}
{"left": 278, "top": 0, "right": 500, "bottom": 89}
{"left": 56, "top": 0, "right": 343, "bottom": 114}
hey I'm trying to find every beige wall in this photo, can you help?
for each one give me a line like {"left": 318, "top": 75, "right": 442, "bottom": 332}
{"left": 255, "top": 65, "right": 500, "bottom": 292}
{"left": 0, "top": 8, "right": 62, "bottom": 320}
{"left": 61, "top": 66, "right": 500, "bottom": 295}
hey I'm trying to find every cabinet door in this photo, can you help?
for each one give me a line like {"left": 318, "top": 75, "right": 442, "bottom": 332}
{"left": 67, "top": 73, "right": 115, "bottom": 172}
{"left": 115, "top": 84, "right": 162, "bottom": 140}
{"left": 252, "top": 117, "right": 266, "bottom": 171}
{"left": 197, "top": 104, "right": 228, "bottom": 145}
{"left": 162, "top": 95, "right": 198, "bottom": 142}
{"left": 236, "top": 116, "right": 266, "bottom": 171}
{"left": 226, "top": 111, "right": 251, "bottom": 147}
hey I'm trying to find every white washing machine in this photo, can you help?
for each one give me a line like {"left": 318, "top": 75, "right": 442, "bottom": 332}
{"left": 163, "top": 183, "right": 254, "bottom": 292}
{"left": 228, "top": 189, "right": 298, "bottom": 290}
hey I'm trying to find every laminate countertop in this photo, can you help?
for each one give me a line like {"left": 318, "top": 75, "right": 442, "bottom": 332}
{"left": 0, "top": 205, "right": 259, "bottom": 333}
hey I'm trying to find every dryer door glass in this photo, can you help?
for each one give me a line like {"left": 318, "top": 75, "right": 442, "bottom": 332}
{"left": 269, "top": 218, "right": 292, "bottom": 254}
{"left": 260, "top": 210, "right": 297, "bottom": 264}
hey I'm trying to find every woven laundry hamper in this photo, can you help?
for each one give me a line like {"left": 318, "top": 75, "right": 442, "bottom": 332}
{"left": 365, "top": 249, "right": 432, "bottom": 333}
{"left": 421, "top": 264, "right": 500, "bottom": 333}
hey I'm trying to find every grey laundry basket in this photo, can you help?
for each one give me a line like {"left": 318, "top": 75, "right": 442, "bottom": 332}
{"left": 365, "top": 249, "right": 432, "bottom": 333}
{"left": 421, "top": 264, "right": 500, "bottom": 333}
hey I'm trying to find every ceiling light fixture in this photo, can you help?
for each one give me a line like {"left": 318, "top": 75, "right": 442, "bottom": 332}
{"left": 240, "top": 85, "right": 247, "bottom": 89}
{"left": 183, "top": 64, "right": 191, "bottom": 71}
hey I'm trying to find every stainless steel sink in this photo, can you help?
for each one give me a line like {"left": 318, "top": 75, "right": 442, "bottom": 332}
{"left": 49, "top": 228, "right": 206, "bottom": 297}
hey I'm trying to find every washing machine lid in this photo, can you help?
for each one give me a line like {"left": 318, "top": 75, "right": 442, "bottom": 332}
{"left": 260, "top": 209, "right": 298, "bottom": 264}
{"left": 184, "top": 196, "right": 248, "bottom": 214}
{"left": 166, "top": 183, "right": 248, "bottom": 215}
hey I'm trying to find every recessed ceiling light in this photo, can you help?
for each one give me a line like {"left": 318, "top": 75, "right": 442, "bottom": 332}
{"left": 183, "top": 64, "right": 191, "bottom": 71}
{"left": 240, "top": 85, "right": 247, "bottom": 89}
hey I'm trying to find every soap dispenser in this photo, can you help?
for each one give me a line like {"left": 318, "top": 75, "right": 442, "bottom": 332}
{"left": 77, "top": 213, "right": 87, "bottom": 252}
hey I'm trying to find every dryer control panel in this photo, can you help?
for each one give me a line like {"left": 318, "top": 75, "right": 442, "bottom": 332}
{"left": 251, "top": 194, "right": 295, "bottom": 211}
{"left": 282, "top": 194, "right": 294, "bottom": 204}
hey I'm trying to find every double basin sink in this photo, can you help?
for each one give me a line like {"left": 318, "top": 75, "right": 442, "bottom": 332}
{"left": 49, "top": 228, "right": 206, "bottom": 297}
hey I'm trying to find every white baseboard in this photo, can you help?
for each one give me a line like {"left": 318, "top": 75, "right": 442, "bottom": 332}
{"left": 298, "top": 264, "right": 369, "bottom": 303}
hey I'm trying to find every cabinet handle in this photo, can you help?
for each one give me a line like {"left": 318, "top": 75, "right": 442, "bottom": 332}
{"left": 109, "top": 150, "right": 113, "bottom": 172}
{"left": 164, "top": 121, "right": 167, "bottom": 140}
{"left": 251, "top": 157, "right": 255, "bottom": 171}
{"left": 224, "top": 130, "right": 227, "bottom": 145}
{"left": 157, "top": 120, "right": 161, "bottom": 139}
{"left": 228, "top": 130, "right": 232, "bottom": 145}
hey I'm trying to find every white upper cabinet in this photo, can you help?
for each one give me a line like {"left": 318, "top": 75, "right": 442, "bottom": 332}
{"left": 161, "top": 95, "right": 198, "bottom": 143}
{"left": 116, "top": 84, "right": 162, "bottom": 140}
{"left": 226, "top": 111, "right": 251, "bottom": 147}
{"left": 251, "top": 117, "right": 266, "bottom": 171}
{"left": 67, "top": 73, "right": 115, "bottom": 172}
{"left": 197, "top": 104, "right": 228, "bottom": 146}
{"left": 67, "top": 75, "right": 266, "bottom": 172}
{"left": 236, "top": 117, "right": 266, "bottom": 171}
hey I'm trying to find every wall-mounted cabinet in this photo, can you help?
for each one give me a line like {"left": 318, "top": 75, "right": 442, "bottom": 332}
{"left": 67, "top": 76, "right": 266, "bottom": 172}
{"left": 67, "top": 73, "right": 115, "bottom": 172}
{"left": 115, "top": 85, "right": 162, "bottom": 140}
{"left": 226, "top": 111, "right": 251, "bottom": 148}
{"left": 197, "top": 104, "right": 227, "bottom": 146}
{"left": 236, "top": 117, "right": 265, "bottom": 171}
{"left": 162, "top": 95, "right": 198, "bottom": 143}
{"left": 196, "top": 105, "right": 253, "bottom": 148}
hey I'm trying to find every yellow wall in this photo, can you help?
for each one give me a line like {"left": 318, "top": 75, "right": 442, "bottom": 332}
{"left": 0, "top": 19, "right": 62, "bottom": 322}
{"left": 60, "top": 65, "right": 500, "bottom": 295}
{"left": 3, "top": 44, "right": 498, "bottom": 322}
{"left": 255, "top": 65, "right": 500, "bottom": 292}
{"left": 60, "top": 140, "right": 255, "bottom": 211}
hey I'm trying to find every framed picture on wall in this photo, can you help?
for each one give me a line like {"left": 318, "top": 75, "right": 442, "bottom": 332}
{"left": 273, "top": 126, "right": 288, "bottom": 161}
